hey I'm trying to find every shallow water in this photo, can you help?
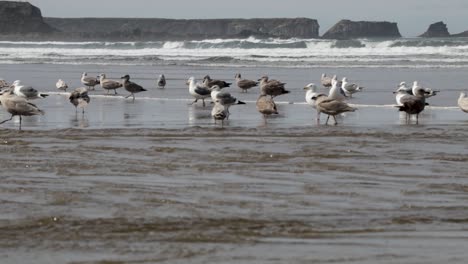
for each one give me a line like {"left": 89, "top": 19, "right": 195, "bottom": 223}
{"left": 1, "top": 64, "right": 468, "bottom": 264}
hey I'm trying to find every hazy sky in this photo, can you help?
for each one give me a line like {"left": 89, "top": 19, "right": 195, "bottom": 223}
{"left": 28, "top": 0, "right": 468, "bottom": 36}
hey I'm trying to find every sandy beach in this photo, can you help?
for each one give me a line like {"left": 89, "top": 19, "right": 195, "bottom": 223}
{"left": 1, "top": 61, "right": 468, "bottom": 263}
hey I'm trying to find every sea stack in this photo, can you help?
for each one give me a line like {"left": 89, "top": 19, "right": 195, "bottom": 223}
{"left": 0, "top": 1, "right": 55, "bottom": 34}
{"left": 419, "top": 21, "right": 450, "bottom": 38}
{"left": 322, "top": 19, "right": 401, "bottom": 39}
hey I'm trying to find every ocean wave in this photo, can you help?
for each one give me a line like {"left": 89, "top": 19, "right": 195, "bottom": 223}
{"left": 1, "top": 37, "right": 468, "bottom": 68}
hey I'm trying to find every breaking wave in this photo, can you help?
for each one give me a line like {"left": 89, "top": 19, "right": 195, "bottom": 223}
{"left": 1, "top": 37, "right": 468, "bottom": 68}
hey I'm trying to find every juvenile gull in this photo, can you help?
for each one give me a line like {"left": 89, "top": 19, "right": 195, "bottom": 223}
{"left": 321, "top": 74, "right": 334, "bottom": 88}
{"left": 458, "top": 92, "right": 468, "bottom": 113}
{"left": 99, "top": 73, "right": 123, "bottom": 95}
{"left": 341, "top": 77, "right": 363, "bottom": 97}
{"left": 56, "top": 79, "right": 68, "bottom": 91}
{"left": 157, "top": 74, "right": 166, "bottom": 88}
{"left": 0, "top": 79, "right": 9, "bottom": 89}
{"left": 203, "top": 75, "right": 231, "bottom": 88}
{"left": 121, "top": 74, "right": 147, "bottom": 101}
{"left": 0, "top": 88, "right": 44, "bottom": 130}
{"left": 258, "top": 75, "right": 289, "bottom": 98}
{"left": 256, "top": 94, "right": 278, "bottom": 119}
{"left": 81, "top": 72, "right": 99, "bottom": 91}
{"left": 235, "top": 73, "right": 258, "bottom": 93}
{"left": 312, "top": 94, "right": 356, "bottom": 125}
{"left": 210, "top": 85, "right": 245, "bottom": 119}
{"left": 186, "top": 76, "right": 211, "bottom": 107}
{"left": 211, "top": 99, "right": 228, "bottom": 125}
{"left": 69, "top": 87, "right": 90, "bottom": 114}
{"left": 395, "top": 86, "right": 426, "bottom": 124}
{"left": 11, "top": 80, "right": 49, "bottom": 100}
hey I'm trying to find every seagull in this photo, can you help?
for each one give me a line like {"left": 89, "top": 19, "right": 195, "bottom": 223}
{"left": 341, "top": 77, "right": 363, "bottom": 97}
{"left": 186, "top": 76, "right": 211, "bottom": 107}
{"left": 69, "top": 87, "right": 90, "bottom": 114}
{"left": 99, "top": 74, "right": 122, "bottom": 95}
{"left": 81, "top": 72, "right": 99, "bottom": 91}
{"left": 11, "top": 80, "right": 48, "bottom": 100}
{"left": 0, "top": 88, "right": 44, "bottom": 130}
{"left": 157, "top": 74, "right": 166, "bottom": 88}
{"left": 235, "top": 73, "right": 258, "bottom": 93}
{"left": 394, "top": 82, "right": 410, "bottom": 105}
{"left": 256, "top": 94, "right": 278, "bottom": 120}
{"left": 328, "top": 78, "right": 347, "bottom": 101}
{"left": 0, "top": 78, "right": 9, "bottom": 89}
{"left": 121, "top": 74, "right": 147, "bottom": 101}
{"left": 395, "top": 86, "right": 426, "bottom": 124}
{"left": 321, "top": 74, "right": 334, "bottom": 88}
{"left": 412, "top": 81, "right": 439, "bottom": 99}
{"left": 203, "top": 75, "right": 231, "bottom": 89}
{"left": 56, "top": 79, "right": 68, "bottom": 91}
{"left": 209, "top": 85, "right": 245, "bottom": 119}
{"left": 458, "top": 92, "right": 468, "bottom": 113}
{"left": 312, "top": 94, "right": 357, "bottom": 125}
{"left": 258, "top": 75, "right": 289, "bottom": 98}
{"left": 211, "top": 99, "right": 228, "bottom": 125}
{"left": 304, "top": 83, "right": 319, "bottom": 109}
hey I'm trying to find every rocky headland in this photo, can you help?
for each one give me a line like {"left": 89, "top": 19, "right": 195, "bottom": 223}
{"left": 1, "top": 1, "right": 467, "bottom": 40}
{"left": 322, "top": 19, "right": 401, "bottom": 39}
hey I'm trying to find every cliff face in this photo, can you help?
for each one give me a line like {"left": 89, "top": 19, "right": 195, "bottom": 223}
{"left": 419, "top": 21, "right": 450, "bottom": 37}
{"left": 322, "top": 19, "right": 401, "bottom": 39}
{"left": 0, "top": 1, "right": 55, "bottom": 34}
{"left": 44, "top": 17, "right": 320, "bottom": 40}
{"left": 451, "top": 31, "right": 468, "bottom": 37}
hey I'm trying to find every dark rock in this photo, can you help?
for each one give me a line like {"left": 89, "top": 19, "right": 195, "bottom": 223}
{"left": 44, "top": 17, "right": 320, "bottom": 40}
{"left": 419, "top": 21, "right": 450, "bottom": 38}
{"left": 0, "top": 1, "right": 56, "bottom": 34}
{"left": 451, "top": 30, "right": 468, "bottom": 37}
{"left": 322, "top": 19, "right": 401, "bottom": 39}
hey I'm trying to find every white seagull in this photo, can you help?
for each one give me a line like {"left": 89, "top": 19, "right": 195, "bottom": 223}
{"left": 186, "top": 76, "right": 211, "bottom": 107}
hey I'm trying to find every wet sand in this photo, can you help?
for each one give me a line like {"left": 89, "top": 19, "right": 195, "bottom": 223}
{"left": 1, "top": 64, "right": 468, "bottom": 263}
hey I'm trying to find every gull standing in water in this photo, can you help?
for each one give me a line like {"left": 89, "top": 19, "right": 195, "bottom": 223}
{"left": 304, "top": 83, "right": 319, "bottom": 109}
{"left": 458, "top": 92, "right": 468, "bottom": 113}
{"left": 256, "top": 94, "right": 278, "bottom": 121}
{"left": 157, "top": 74, "right": 166, "bottom": 88}
{"left": 56, "top": 79, "right": 68, "bottom": 91}
{"left": 211, "top": 99, "right": 228, "bottom": 125}
{"left": 121, "top": 74, "right": 147, "bottom": 101}
{"left": 99, "top": 73, "right": 122, "bottom": 95}
{"left": 69, "top": 87, "right": 90, "bottom": 114}
{"left": 395, "top": 86, "right": 426, "bottom": 124}
{"left": 81, "top": 72, "right": 99, "bottom": 91}
{"left": 186, "top": 76, "right": 211, "bottom": 107}
{"left": 304, "top": 83, "right": 327, "bottom": 120}
{"left": 11, "top": 80, "right": 49, "bottom": 100}
{"left": 209, "top": 85, "right": 245, "bottom": 119}
{"left": 258, "top": 75, "right": 289, "bottom": 98}
{"left": 235, "top": 73, "right": 258, "bottom": 93}
{"left": 0, "top": 88, "right": 44, "bottom": 130}
{"left": 312, "top": 94, "right": 356, "bottom": 125}
{"left": 341, "top": 77, "right": 363, "bottom": 97}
